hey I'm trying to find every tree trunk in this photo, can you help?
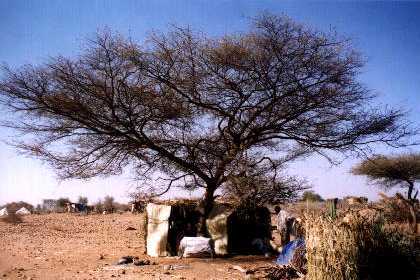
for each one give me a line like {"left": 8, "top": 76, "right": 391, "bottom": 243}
{"left": 408, "top": 202, "right": 417, "bottom": 234}
{"left": 198, "top": 184, "right": 216, "bottom": 236}
{"left": 406, "top": 181, "right": 417, "bottom": 234}
{"left": 407, "top": 181, "right": 414, "bottom": 200}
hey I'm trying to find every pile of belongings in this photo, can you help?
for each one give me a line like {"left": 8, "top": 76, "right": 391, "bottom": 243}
{"left": 178, "top": 237, "right": 213, "bottom": 258}
{"left": 15, "top": 207, "right": 31, "bottom": 215}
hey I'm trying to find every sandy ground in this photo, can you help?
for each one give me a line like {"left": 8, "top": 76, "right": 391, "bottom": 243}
{"left": 0, "top": 213, "right": 277, "bottom": 280}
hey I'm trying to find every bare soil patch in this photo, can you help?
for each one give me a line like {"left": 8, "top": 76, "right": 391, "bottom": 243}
{"left": 0, "top": 213, "right": 274, "bottom": 279}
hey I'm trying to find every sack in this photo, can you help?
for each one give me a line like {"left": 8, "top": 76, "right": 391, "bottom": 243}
{"left": 179, "top": 237, "right": 213, "bottom": 258}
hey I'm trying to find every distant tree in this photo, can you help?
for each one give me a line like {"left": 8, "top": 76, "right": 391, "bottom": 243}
{"left": 301, "top": 191, "right": 324, "bottom": 202}
{"left": 56, "top": 197, "right": 71, "bottom": 208}
{"left": 103, "top": 196, "right": 115, "bottom": 212}
{"left": 35, "top": 204, "right": 42, "bottom": 212}
{"left": 352, "top": 153, "right": 420, "bottom": 200}
{"left": 94, "top": 199, "right": 104, "bottom": 213}
{"left": 114, "top": 202, "right": 130, "bottom": 212}
{"left": 77, "top": 196, "right": 88, "bottom": 205}
{"left": 0, "top": 14, "right": 413, "bottom": 233}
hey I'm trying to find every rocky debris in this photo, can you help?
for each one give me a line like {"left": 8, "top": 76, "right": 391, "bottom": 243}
{"left": 117, "top": 256, "right": 156, "bottom": 267}
{"left": 248, "top": 265, "right": 300, "bottom": 280}
{"left": 162, "top": 264, "right": 190, "bottom": 272}
{"left": 117, "top": 256, "right": 137, "bottom": 265}
{"left": 163, "top": 264, "right": 173, "bottom": 271}
{"left": 231, "top": 265, "right": 249, "bottom": 274}
{"left": 133, "top": 259, "right": 150, "bottom": 266}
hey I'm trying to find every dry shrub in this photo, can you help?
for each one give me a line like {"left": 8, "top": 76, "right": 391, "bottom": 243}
{"left": 285, "top": 201, "right": 326, "bottom": 217}
{"left": 0, "top": 212, "right": 23, "bottom": 224}
{"left": 290, "top": 245, "right": 307, "bottom": 274}
{"left": 376, "top": 193, "right": 418, "bottom": 224}
{"left": 305, "top": 213, "right": 417, "bottom": 280}
{"left": 306, "top": 215, "right": 359, "bottom": 280}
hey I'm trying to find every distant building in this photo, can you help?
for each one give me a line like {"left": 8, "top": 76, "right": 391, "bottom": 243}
{"left": 42, "top": 199, "right": 57, "bottom": 211}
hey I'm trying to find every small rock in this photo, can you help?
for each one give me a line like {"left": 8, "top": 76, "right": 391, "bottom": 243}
{"left": 99, "top": 254, "right": 104, "bottom": 260}
{"left": 133, "top": 259, "right": 150, "bottom": 266}
{"left": 117, "top": 256, "right": 134, "bottom": 265}
{"left": 121, "top": 270, "right": 126, "bottom": 275}
{"left": 163, "top": 265, "right": 173, "bottom": 271}
{"left": 125, "top": 226, "right": 136, "bottom": 231}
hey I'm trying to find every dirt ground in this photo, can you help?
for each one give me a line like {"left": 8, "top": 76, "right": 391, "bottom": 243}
{"left": 0, "top": 213, "right": 278, "bottom": 280}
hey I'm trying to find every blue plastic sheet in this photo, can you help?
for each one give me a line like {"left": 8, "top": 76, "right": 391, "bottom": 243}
{"left": 275, "top": 238, "right": 305, "bottom": 265}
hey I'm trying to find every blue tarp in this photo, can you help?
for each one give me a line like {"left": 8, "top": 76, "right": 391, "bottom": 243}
{"left": 275, "top": 238, "right": 305, "bottom": 265}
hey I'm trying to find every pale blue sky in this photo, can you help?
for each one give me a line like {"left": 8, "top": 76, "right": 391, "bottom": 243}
{"left": 0, "top": 1, "right": 419, "bottom": 205}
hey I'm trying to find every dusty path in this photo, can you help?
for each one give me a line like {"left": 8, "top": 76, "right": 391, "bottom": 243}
{"left": 0, "top": 213, "right": 274, "bottom": 279}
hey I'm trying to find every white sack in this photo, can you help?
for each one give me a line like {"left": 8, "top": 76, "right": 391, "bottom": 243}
{"left": 179, "top": 236, "right": 213, "bottom": 258}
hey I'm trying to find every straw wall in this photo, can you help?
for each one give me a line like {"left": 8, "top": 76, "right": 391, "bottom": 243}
{"left": 305, "top": 211, "right": 417, "bottom": 280}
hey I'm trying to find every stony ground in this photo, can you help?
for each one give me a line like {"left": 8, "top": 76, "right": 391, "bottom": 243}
{"left": 0, "top": 213, "right": 276, "bottom": 280}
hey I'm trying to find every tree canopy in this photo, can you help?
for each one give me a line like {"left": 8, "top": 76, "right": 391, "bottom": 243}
{"left": 0, "top": 14, "right": 413, "bottom": 225}
{"left": 77, "top": 196, "right": 88, "bottom": 204}
{"left": 56, "top": 197, "right": 71, "bottom": 208}
{"left": 352, "top": 153, "right": 420, "bottom": 200}
{"left": 301, "top": 191, "right": 324, "bottom": 202}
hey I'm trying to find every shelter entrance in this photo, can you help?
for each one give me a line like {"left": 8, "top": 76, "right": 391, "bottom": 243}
{"left": 166, "top": 202, "right": 201, "bottom": 256}
{"left": 227, "top": 205, "right": 272, "bottom": 255}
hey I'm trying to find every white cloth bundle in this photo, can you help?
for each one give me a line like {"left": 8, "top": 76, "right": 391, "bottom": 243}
{"left": 179, "top": 237, "right": 213, "bottom": 258}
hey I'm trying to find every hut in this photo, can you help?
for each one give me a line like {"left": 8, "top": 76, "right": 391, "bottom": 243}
{"left": 145, "top": 201, "right": 272, "bottom": 257}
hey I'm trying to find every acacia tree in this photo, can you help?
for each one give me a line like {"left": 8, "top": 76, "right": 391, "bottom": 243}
{"left": 103, "top": 195, "right": 115, "bottom": 212}
{"left": 352, "top": 153, "right": 420, "bottom": 200}
{"left": 0, "top": 15, "right": 412, "bottom": 232}
{"left": 56, "top": 197, "right": 71, "bottom": 209}
{"left": 301, "top": 191, "right": 324, "bottom": 202}
{"left": 77, "top": 196, "right": 88, "bottom": 204}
